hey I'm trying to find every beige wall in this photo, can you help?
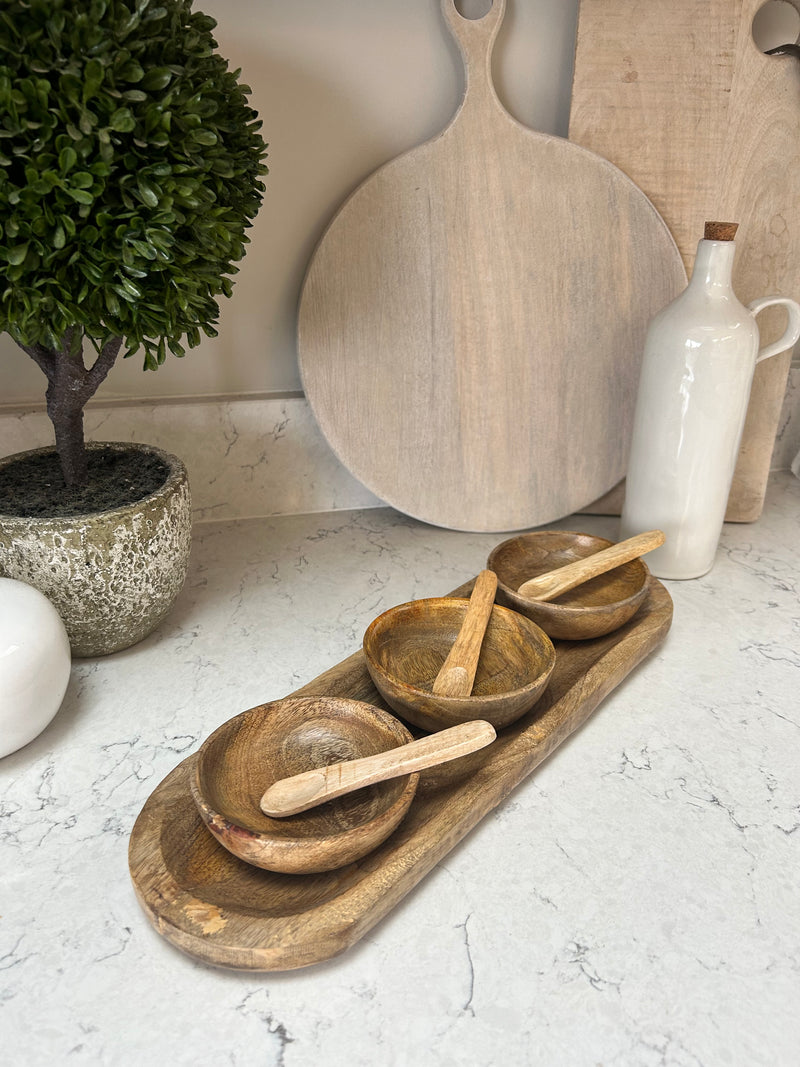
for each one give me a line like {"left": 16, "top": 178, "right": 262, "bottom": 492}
{"left": 0, "top": 0, "right": 580, "bottom": 406}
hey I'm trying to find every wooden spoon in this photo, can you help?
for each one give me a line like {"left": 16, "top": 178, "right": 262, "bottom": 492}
{"left": 260, "top": 719, "right": 496, "bottom": 817}
{"left": 431, "top": 569, "right": 498, "bottom": 698}
{"left": 517, "top": 530, "right": 665, "bottom": 602}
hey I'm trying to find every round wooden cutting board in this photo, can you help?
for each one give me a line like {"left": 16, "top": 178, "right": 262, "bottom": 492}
{"left": 298, "top": 0, "right": 686, "bottom": 532}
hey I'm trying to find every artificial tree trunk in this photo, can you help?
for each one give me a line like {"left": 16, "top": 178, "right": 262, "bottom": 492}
{"left": 17, "top": 330, "right": 123, "bottom": 487}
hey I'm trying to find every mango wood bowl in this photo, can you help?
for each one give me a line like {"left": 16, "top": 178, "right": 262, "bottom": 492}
{"left": 190, "top": 696, "right": 418, "bottom": 874}
{"left": 363, "top": 598, "right": 555, "bottom": 733}
{"left": 487, "top": 530, "right": 650, "bottom": 641}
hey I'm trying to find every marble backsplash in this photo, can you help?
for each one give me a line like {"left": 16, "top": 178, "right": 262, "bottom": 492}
{"left": 0, "top": 394, "right": 382, "bottom": 522}
{"left": 1, "top": 362, "right": 798, "bottom": 524}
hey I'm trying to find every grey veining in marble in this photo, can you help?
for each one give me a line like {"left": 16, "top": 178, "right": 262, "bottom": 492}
{"left": 1, "top": 474, "right": 799, "bottom": 1066}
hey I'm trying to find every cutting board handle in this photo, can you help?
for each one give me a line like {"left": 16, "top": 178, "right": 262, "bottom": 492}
{"left": 441, "top": 0, "right": 506, "bottom": 115}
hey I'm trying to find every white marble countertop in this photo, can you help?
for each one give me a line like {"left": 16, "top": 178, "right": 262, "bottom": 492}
{"left": 2, "top": 473, "right": 798, "bottom": 1066}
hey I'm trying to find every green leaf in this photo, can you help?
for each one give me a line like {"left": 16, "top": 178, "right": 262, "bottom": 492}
{"left": 104, "top": 288, "right": 120, "bottom": 316}
{"left": 82, "top": 58, "right": 104, "bottom": 103}
{"left": 131, "top": 239, "right": 157, "bottom": 260}
{"left": 90, "top": 0, "right": 109, "bottom": 24}
{"left": 140, "top": 68, "right": 172, "bottom": 92}
{"left": 79, "top": 260, "right": 104, "bottom": 284}
{"left": 137, "top": 176, "right": 159, "bottom": 208}
{"left": 59, "top": 74, "right": 81, "bottom": 106}
{"left": 53, "top": 224, "right": 66, "bottom": 249}
{"left": 109, "top": 107, "right": 135, "bottom": 132}
{"left": 58, "top": 146, "right": 77, "bottom": 172}
{"left": 79, "top": 110, "right": 96, "bottom": 135}
{"left": 118, "top": 59, "right": 145, "bottom": 83}
{"left": 66, "top": 188, "right": 94, "bottom": 205}
{"left": 189, "top": 128, "right": 217, "bottom": 146}
{"left": 7, "top": 243, "right": 28, "bottom": 265}
{"left": 115, "top": 276, "right": 143, "bottom": 299}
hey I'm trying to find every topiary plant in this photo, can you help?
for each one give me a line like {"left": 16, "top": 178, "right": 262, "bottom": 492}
{"left": 0, "top": 0, "right": 268, "bottom": 486}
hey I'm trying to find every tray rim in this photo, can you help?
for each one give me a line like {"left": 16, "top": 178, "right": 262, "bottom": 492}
{"left": 128, "top": 576, "right": 673, "bottom": 972}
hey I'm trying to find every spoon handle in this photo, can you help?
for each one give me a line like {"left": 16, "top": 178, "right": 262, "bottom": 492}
{"left": 517, "top": 530, "right": 665, "bottom": 602}
{"left": 260, "top": 719, "right": 496, "bottom": 817}
{"left": 431, "top": 569, "right": 498, "bottom": 697}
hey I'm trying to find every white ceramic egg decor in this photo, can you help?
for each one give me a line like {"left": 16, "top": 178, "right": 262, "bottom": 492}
{"left": 0, "top": 577, "right": 71, "bottom": 758}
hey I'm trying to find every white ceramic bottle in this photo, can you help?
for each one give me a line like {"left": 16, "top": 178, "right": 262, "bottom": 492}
{"left": 620, "top": 222, "right": 800, "bottom": 579}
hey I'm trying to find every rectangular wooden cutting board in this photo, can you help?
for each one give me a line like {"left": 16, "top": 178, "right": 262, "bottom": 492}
{"left": 570, "top": 0, "right": 800, "bottom": 521}
{"left": 128, "top": 576, "right": 672, "bottom": 972}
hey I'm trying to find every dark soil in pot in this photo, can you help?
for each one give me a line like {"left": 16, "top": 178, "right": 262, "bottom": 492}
{"left": 0, "top": 448, "right": 169, "bottom": 518}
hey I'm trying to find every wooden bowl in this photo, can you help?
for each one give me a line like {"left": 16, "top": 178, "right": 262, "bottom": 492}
{"left": 363, "top": 598, "right": 555, "bottom": 732}
{"left": 190, "top": 696, "right": 418, "bottom": 874}
{"left": 487, "top": 531, "right": 650, "bottom": 641}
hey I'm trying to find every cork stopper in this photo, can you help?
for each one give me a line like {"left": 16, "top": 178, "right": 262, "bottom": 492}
{"left": 704, "top": 221, "right": 738, "bottom": 241}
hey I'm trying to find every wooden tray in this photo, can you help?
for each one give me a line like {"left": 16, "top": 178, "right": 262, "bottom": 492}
{"left": 128, "top": 576, "right": 673, "bottom": 971}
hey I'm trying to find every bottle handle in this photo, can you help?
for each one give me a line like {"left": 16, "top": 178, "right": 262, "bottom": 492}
{"left": 748, "top": 296, "right": 800, "bottom": 363}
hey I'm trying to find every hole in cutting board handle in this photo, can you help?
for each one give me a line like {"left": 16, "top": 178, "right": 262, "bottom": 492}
{"left": 454, "top": 0, "right": 494, "bottom": 21}
{"left": 752, "top": 0, "right": 800, "bottom": 53}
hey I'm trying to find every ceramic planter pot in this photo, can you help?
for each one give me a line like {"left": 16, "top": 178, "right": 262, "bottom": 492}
{"left": 0, "top": 442, "right": 192, "bottom": 657}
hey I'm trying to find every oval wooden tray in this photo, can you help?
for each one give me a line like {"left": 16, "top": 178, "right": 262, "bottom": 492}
{"left": 129, "top": 576, "right": 672, "bottom": 971}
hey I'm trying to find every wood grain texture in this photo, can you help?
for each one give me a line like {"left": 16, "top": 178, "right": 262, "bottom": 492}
{"left": 517, "top": 530, "right": 664, "bottom": 601}
{"left": 569, "top": 0, "right": 800, "bottom": 522}
{"left": 190, "top": 696, "right": 418, "bottom": 874}
{"left": 488, "top": 531, "right": 650, "bottom": 641}
{"left": 261, "top": 720, "right": 496, "bottom": 817}
{"left": 297, "top": 0, "right": 686, "bottom": 532}
{"left": 363, "top": 595, "right": 555, "bottom": 731}
{"left": 128, "top": 575, "right": 672, "bottom": 972}
{"left": 432, "top": 569, "right": 497, "bottom": 695}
